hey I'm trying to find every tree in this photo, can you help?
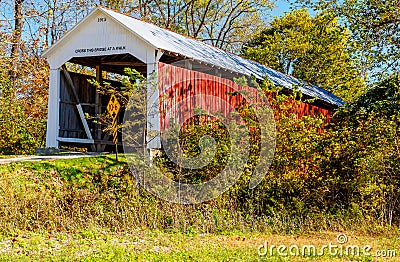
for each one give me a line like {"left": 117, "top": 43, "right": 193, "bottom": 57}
{"left": 24, "top": 0, "right": 95, "bottom": 49}
{"left": 9, "top": 0, "right": 24, "bottom": 82}
{"left": 0, "top": 1, "right": 51, "bottom": 154}
{"left": 0, "top": 32, "right": 48, "bottom": 154}
{"left": 295, "top": 0, "right": 400, "bottom": 78}
{"left": 330, "top": 74, "right": 400, "bottom": 225}
{"left": 95, "top": 0, "right": 274, "bottom": 52}
{"left": 1, "top": 0, "right": 274, "bottom": 54}
{"left": 243, "top": 9, "right": 366, "bottom": 102}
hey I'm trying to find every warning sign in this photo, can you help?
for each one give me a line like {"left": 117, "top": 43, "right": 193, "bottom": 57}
{"left": 107, "top": 94, "right": 120, "bottom": 145}
{"left": 107, "top": 94, "right": 121, "bottom": 122}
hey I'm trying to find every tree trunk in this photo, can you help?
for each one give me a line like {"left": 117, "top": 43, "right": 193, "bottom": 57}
{"left": 10, "top": 0, "right": 24, "bottom": 81}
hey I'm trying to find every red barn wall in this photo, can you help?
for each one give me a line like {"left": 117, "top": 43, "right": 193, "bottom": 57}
{"left": 158, "top": 62, "right": 332, "bottom": 130}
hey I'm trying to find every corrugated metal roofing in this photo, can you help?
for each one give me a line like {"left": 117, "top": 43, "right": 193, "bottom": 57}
{"left": 105, "top": 8, "right": 344, "bottom": 106}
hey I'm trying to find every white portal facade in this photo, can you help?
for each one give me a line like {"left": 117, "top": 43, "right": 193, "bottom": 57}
{"left": 43, "top": 7, "right": 163, "bottom": 149}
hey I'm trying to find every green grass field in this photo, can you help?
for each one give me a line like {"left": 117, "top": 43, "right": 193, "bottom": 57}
{"left": 0, "top": 156, "right": 399, "bottom": 261}
{"left": 0, "top": 230, "right": 399, "bottom": 261}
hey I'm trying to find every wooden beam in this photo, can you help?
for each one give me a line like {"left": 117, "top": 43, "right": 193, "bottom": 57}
{"left": 61, "top": 65, "right": 94, "bottom": 142}
{"left": 99, "top": 132, "right": 110, "bottom": 152}
{"left": 101, "top": 61, "right": 145, "bottom": 66}
{"left": 120, "top": 53, "right": 131, "bottom": 60}
{"left": 95, "top": 65, "right": 102, "bottom": 151}
{"left": 60, "top": 101, "right": 97, "bottom": 107}
{"left": 57, "top": 137, "right": 94, "bottom": 144}
{"left": 95, "top": 138, "right": 122, "bottom": 146}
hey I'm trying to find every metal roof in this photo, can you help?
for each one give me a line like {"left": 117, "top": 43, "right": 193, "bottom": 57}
{"left": 82, "top": 8, "right": 347, "bottom": 106}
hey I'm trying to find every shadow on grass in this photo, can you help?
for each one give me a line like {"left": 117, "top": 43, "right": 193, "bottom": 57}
{"left": 6, "top": 155, "right": 126, "bottom": 182}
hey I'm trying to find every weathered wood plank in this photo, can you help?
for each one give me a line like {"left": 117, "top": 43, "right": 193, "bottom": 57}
{"left": 57, "top": 137, "right": 94, "bottom": 144}
{"left": 61, "top": 65, "right": 93, "bottom": 141}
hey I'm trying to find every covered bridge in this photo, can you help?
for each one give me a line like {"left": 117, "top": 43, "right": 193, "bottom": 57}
{"left": 42, "top": 7, "right": 344, "bottom": 151}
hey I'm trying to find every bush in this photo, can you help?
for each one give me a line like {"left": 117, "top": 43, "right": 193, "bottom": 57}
{"left": 154, "top": 74, "right": 400, "bottom": 226}
{"left": 0, "top": 76, "right": 47, "bottom": 155}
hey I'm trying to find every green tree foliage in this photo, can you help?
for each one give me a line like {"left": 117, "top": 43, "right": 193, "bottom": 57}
{"left": 320, "top": 74, "right": 400, "bottom": 225}
{"left": 0, "top": 70, "right": 47, "bottom": 155}
{"left": 151, "top": 73, "right": 400, "bottom": 226}
{"left": 0, "top": 32, "right": 48, "bottom": 155}
{"left": 243, "top": 9, "right": 366, "bottom": 102}
{"left": 295, "top": 0, "right": 400, "bottom": 77}
{"left": 347, "top": 73, "right": 400, "bottom": 118}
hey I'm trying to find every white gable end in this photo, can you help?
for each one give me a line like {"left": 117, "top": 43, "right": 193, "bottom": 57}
{"left": 43, "top": 9, "right": 156, "bottom": 69}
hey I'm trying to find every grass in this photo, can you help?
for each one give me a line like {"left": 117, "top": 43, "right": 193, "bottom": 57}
{"left": 0, "top": 154, "right": 122, "bottom": 172}
{"left": 0, "top": 156, "right": 399, "bottom": 260}
{"left": 0, "top": 230, "right": 399, "bottom": 261}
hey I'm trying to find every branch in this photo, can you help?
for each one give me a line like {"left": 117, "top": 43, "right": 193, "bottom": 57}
{"left": 193, "top": 0, "right": 213, "bottom": 38}
{"left": 216, "top": 0, "right": 244, "bottom": 47}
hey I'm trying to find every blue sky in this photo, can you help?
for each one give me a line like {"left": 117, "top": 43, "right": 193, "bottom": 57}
{"left": 270, "top": 0, "right": 317, "bottom": 19}
{"left": 271, "top": 0, "right": 293, "bottom": 17}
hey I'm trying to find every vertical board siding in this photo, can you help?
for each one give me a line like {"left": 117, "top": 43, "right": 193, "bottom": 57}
{"left": 59, "top": 72, "right": 94, "bottom": 139}
{"left": 158, "top": 62, "right": 332, "bottom": 132}
{"left": 59, "top": 72, "right": 122, "bottom": 141}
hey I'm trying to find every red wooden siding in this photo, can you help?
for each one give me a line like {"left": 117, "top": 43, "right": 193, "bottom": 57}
{"left": 158, "top": 62, "right": 332, "bottom": 131}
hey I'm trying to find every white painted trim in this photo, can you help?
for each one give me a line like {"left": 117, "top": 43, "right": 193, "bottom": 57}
{"left": 57, "top": 137, "right": 94, "bottom": 144}
{"left": 45, "top": 68, "right": 61, "bottom": 148}
{"left": 146, "top": 59, "right": 161, "bottom": 149}
{"left": 45, "top": 11, "right": 157, "bottom": 69}
{"left": 101, "top": 8, "right": 158, "bottom": 51}
{"left": 42, "top": 8, "right": 100, "bottom": 58}
{"left": 76, "top": 104, "right": 93, "bottom": 140}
